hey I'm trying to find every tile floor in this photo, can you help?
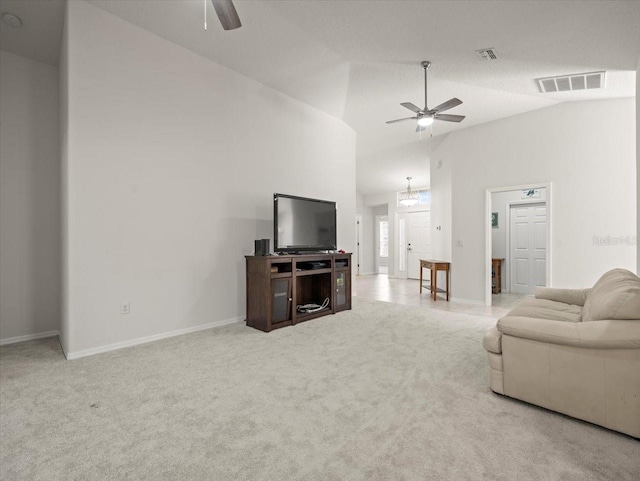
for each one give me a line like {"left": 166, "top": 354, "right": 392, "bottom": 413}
{"left": 353, "top": 273, "right": 527, "bottom": 319}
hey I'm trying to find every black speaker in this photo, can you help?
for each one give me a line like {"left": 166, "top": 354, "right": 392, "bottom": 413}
{"left": 254, "top": 239, "right": 270, "bottom": 256}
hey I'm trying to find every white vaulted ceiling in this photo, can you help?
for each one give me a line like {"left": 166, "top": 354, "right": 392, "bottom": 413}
{"left": 2, "top": 0, "right": 639, "bottom": 195}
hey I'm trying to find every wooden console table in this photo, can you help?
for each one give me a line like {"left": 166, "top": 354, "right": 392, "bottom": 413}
{"left": 420, "top": 259, "right": 450, "bottom": 301}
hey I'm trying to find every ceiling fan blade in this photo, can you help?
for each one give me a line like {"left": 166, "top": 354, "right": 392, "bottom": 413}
{"left": 431, "top": 98, "right": 462, "bottom": 113}
{"left": 211, "top": 0, "right": 242, "bottom": 30}
{"left": 401, "top": 102, "right": 423, "bottom": 114}
{"left": 434, "top": 113, "right": 465, "bottom": 123}
{"left": 386, "top": 117, "right": 418, "bottom": 124}
{"left": 416, "top": 124, "right": 427, "bottom": 132}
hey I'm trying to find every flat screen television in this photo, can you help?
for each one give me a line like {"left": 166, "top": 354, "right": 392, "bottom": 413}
{"left": 274, "top": 193, "right": 337, "bottom": 253}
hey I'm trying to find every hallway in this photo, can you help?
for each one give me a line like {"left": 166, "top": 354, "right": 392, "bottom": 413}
{"left": 353, "top": 274, "right": 526, "bottom": 319}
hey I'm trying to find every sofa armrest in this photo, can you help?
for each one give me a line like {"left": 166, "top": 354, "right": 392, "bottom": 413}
{"left": 534, "top": 287, "right": 591, "bottom": 306}
{"left": 497, "top": 316, "right": 640, "bottom": 349}
{"left": 483, "top": 327, "right": 502, "bottom": 354}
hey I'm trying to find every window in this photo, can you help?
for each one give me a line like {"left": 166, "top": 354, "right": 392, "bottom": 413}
{"left": 379, "top": 220, "right": 389, "bottom": 258}
{"left": 397, "top": 189, "right": 431, "bottom": 207}
{"left": 398, "top": 218, "right": 406, "bottom": 272}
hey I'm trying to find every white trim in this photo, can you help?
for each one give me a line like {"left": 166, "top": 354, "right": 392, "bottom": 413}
{"left": 396, "top": 213, "right": 408, "bottom": 279}
{"left": 63, "top": 316, "right": 244, "bottom": 360}
{"left": 355, "top": 215, "right": 362, "bottom": 276}
{"left": 486, "top": 182, "right": 552, "bottom": 307}
{"left": 450, "top": 297, "right": 485, "bottom": 305}
{"left": 0, "top": 330, "right": 60, "bottom": 346}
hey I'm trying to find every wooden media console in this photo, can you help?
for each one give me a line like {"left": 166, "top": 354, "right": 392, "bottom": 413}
{"left": 245, "top": 253, "right": 352, "bottom": 332}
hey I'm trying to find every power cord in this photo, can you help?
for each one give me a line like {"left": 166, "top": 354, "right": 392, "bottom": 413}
{"left": 296, "top": 297, "right": 330, "bottom": 313}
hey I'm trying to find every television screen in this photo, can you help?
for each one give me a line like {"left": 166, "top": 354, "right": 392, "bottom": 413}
{"left": 274, "top": 194, "right": 337, "bottom": 252}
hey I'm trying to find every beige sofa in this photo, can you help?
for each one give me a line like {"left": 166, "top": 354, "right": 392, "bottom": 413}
{"left": 483, "top": 268, "right": 640, "bottom": 438}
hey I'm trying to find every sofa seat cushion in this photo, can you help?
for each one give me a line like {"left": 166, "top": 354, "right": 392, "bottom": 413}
{"left": 582, "top": 268, "right": 640, "bottom": 322}
{"left": 506, "top": 297, "right": 582, "bottom": 323}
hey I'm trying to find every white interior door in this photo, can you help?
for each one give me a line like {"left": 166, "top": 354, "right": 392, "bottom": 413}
{"left": 407, "top": 211, "right": 431, "bottom": 279}
{"left": 510, "top": 203, "right": 546, "bottom": 294}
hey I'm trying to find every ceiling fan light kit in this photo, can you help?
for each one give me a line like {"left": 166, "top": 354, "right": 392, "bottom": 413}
{"left": 417, "top": 116, "right": 433, "bottom": 127}
{"left": 386, "top": 61, "right": 465, "bottom": 133}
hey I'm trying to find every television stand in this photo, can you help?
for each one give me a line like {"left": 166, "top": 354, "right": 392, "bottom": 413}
{"left": 245, "top": 253, "right": 351, "bottom": 332}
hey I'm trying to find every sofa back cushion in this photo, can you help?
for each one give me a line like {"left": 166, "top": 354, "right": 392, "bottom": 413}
{"left": 582, "top": 269, "right": 640, "bottom": 322}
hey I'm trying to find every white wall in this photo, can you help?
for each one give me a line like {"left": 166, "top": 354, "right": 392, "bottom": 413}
{"left": 0, "top": 51, "right": 61, "bottom": 343}
{"left": 637, "top": 57, "right": 639, "bottom": 275}
{"left": 430, "top": 138, "right": 452, "bottom": 263}
{"left": 491, "top": 188, "right": 547, "bottom": 291}
{"left": 433, "top": 98, "right": 636, "bottom": 302}
{"left": 62, "top": 1, "right": 356, "bottom": 357}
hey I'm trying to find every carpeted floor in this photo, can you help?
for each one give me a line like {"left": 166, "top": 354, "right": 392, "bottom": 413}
{"left": 1, "top": 298, "right": 638, "bottom": 480}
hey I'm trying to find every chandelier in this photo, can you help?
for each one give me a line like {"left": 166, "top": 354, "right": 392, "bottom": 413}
{"left": 399, "top": 177, "right": 419, "bottom": 206}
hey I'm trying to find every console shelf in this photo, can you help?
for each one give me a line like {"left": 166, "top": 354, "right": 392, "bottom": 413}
{"left": 296, "top": 268, "right": 333, "bottom": 276}
{"left": 245, "top": 253, "right": 351, "bottom": 332}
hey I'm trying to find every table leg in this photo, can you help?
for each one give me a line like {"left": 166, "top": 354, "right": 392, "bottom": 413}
{"left": 446, "top": 267, "right": 450, "bottom": 301}
{"left": 420, "top": 264, "right": 423, "bottom": 293}
{"left": 433, "top": 268, "right": 438, "bottom": 301}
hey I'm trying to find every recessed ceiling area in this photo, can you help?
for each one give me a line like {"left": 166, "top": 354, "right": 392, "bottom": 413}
{"left": 1, "top": 0, "right": 639, "bottom": 196}
{"left": 0, "top": 0, "right": 65, "bottom": 65}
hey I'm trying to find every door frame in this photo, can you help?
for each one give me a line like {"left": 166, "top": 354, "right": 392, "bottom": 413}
{"left": 355, "top": 215, "right": 362, "bottom": 276}
{"left": 485, "top": 183, "right": 552, "bottom": 306}
{"left": 507, "top": 200, "right": 547, "bottom": 294}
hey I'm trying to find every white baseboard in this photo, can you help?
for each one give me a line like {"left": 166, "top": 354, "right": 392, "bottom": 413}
{"left": 450, "top": 297, "right": 485, "bottom": 305}
{"left": 64, "top": 316, "right": 244, "bottom": 360}
{"left": 0, "top": 330, "right": 60, "bottom": 346}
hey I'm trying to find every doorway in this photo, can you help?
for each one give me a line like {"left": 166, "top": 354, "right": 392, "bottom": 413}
{"left": 355, "top": 215, "right": 362, "bottom": 276}
{"left": 375, "top": 215, "right": 389, "bottom": 274}
{"left": 486, "top": 184, "right": 551, "bottom": 306}
{"left": 397, "top": 210, "right": 431, "bottom": 280}
{"left": 510, "top": 203, "right": 547, "bottom": 294}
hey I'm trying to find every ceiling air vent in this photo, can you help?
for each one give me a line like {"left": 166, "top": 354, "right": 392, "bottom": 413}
{"left": 476, "top": 48, "right": 498, "bottom": 61}
{"left": 536, "top": 71, "right": 606, "bottom": 93}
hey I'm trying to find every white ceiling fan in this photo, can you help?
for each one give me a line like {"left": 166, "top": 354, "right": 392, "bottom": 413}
{"left": 386, "top": 61, "right": 465, "bottom": 132}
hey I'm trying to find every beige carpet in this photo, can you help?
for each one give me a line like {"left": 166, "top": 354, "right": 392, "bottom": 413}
{"left": 1, "top": 298, "right": 638, "bottom": 481}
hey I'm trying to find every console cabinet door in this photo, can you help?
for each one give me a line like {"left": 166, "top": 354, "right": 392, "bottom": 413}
{"left": 334, "top": 271, "right": 351, "bottom": 312}
{"left": 271, "top": 278, "right": 292, "bottom": 323}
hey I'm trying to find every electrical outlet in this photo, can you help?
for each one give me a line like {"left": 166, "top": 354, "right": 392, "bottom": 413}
{"left": 457, "top": 240, "right": 464, "bottom": 247}
{"left": 121, "top": 302, "right": 130, "bottom": 315}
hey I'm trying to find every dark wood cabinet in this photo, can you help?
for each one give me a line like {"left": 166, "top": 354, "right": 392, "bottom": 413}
{"left": 245, "top": 253, "right": 351, "bottom": 332}
{"left": 334, "top": 268, "right": 351, "bottom": 312}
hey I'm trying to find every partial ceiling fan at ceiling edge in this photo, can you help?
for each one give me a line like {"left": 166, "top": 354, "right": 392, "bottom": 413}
{"left": 211, "top": 0, "right": 242, "bottom": 30}
{"left": 386, "top": 61, "right": 465, "bottom": 132}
